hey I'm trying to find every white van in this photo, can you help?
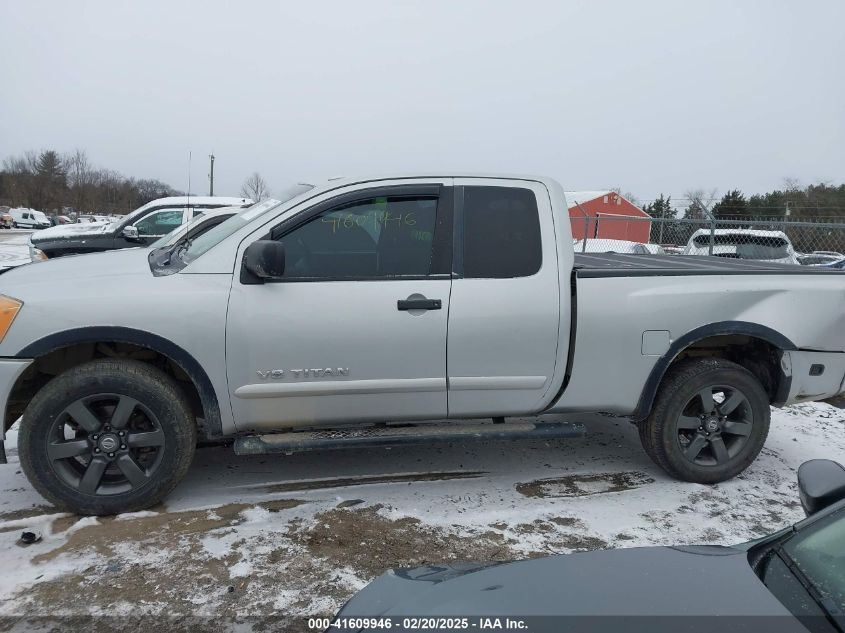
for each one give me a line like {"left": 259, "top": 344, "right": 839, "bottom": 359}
{"left": 9, "top": 208, "right": 51, "bottom": 229}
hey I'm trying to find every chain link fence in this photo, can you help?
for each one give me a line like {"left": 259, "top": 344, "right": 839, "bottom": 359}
{"left": 570, "top": 213, "right": 845, "bottom": 266}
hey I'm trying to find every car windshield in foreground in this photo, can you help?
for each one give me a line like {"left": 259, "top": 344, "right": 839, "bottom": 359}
{"left": 148, "top": 225, "right": 187, "bottom": 249}
{"left": 148, "top": 211, "right": 231, "bottom": 250}
{"left": 180, "top": 184, "right": 314, "bottom": 264}
{"left": 781, "top": 510, "right": 845, "bottom": 616}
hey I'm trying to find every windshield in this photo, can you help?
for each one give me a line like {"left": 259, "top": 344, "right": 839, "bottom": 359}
{"left": 180, "top": 184, "right": 313, "bottom": 263}
{"left": 782, "top": 510, "right": 845, "bottom": 614}
{"left": 149, "top": 211, "right": 223, "bottom": 249}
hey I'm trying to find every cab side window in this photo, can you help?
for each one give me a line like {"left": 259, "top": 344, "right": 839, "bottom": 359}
{"left": 462, "top": 186, "right": 542, "bottom": 278}
{"left": 134, "top": 209, "right": 184, "bottom": 237}
{"left": 276, "top": 196, "right": 438, "bottom": 279}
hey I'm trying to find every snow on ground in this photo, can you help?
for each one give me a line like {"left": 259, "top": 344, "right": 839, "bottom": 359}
{"left": 0, "top": 403, "right": 842, "bottom": 628}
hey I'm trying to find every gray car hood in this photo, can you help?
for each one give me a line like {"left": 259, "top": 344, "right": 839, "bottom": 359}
{"left": 338, "top": 546, "right": 797, "bottom": 620}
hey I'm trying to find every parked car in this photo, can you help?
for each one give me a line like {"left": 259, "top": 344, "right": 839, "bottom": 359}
{"left": 640, "top": 243, "right": 667, "bottom": 255}
{"left": 822, "top": 259, "right": 845, "bottom": 270}
{"left": 573, "top": 238, "right": 659, "bottom": 254}
{"left": 149, "top": 205, "right": 249, "bottom": 248}
{"left": 683, "top": 229, "right": 800, "bottom": 265}
{"left": 0, "top": 212, "right": 13, "bottom": 229}
{"left": 0, "top": 234, "right": 48, "bottom": 273}
{"left": 334, "top": 459, "right": 845, "bottom": 631}
{"left": 799, "top": 252, "right": 845, "bottom": 266}
{"left": 30, "top": 196, "right": 252, "bottom": 258}
{"left": 813, "top": 250, "right": 844, "bottom": 259}
{"left": 76, "top": 214, "right": 111, "bottom": 224}
{"left": 9, "top": 208, "right": 51, "bottom": 229}
{"left": 146, "top": 205, "right": 253, "bottom": 269}
{"left": 0, "top": 175, "right": 844, "bottom": 515}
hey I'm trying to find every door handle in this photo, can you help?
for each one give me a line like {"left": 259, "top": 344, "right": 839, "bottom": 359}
{"left": 397, "top": 298, "right": 442, "bottom": 311}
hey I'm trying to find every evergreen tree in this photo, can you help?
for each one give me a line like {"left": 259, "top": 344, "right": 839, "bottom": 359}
{"left": 36, "top": 150, "right": 66, "bottom": 181}
{"left": 711, "top": 190, "right": 748, "bottom": 219}
{"left": 642, "top": 194, "right": 673, "bottom": 219}
{"left": 33, "top": 150, "right": 67, "bottom": 210}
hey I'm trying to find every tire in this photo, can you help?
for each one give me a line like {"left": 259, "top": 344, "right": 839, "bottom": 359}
{"left": 639, "top": 358, "right": 770, "bottom": 484}
{"left": 18, "top": 359, "right": 197, "bottom": 515}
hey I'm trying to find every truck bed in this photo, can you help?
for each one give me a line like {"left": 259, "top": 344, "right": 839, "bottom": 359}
{"left": 574, "top": 254, "right": 845, "bottom": 277}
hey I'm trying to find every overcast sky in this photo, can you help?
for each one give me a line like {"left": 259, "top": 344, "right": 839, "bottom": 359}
{"left": 1, "top": 0, "right": 843, "bottom": 203}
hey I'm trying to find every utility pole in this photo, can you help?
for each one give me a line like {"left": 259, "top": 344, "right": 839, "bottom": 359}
{"left": 208, "top": 153, "right": 215, "bottom": 196}
{"left": 658, "top": 205, "right": 665, "bottom": 244}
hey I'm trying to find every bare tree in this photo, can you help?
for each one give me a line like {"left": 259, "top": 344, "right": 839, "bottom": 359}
{"left": 783, "top": 177, "right": 802, "bottom": 193}
{"left": 2, "top": 153, "right": 34, "bottom": 206}
{"left": 240, "top": 172, "right": 269, "bottom": 201}
{"left": 1, "top": 148, "right": 184, "bottom": 213}
{"left": 64, "top": 149, "right": 94, "bottom": 211}
{"left": 683, "top": 188, "right": 718, "bottom": 219}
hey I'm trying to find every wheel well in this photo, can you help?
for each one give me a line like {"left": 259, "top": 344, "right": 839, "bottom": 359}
{"left": 5, "top": 341, "right": 213, "bottom": 439}
{"left": 669, "top": 334, "right": 782, "bottom": 401}
{"left": 635, "top": 333, "right": 787, "bottom": 421}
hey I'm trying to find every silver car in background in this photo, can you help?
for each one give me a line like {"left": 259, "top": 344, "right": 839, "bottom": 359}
{"left": 683, "top": 228, "right": 800, "bottom": 265}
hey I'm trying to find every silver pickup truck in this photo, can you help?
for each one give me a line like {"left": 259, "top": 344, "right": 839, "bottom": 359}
{"left": 0, "top": 174, "right": 843, "bottom": 515}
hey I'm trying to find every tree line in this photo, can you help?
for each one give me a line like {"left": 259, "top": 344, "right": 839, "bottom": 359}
{"left": 636, "top": 183, "right": 845, "bottom": 252}
{"left": 4, "top": 149, "right": 843, "bottom": 225}
{"left": 641, "top": 182, "right": 845, "bottom": 221}
{"left": 0, "top": 149, "right": 183, "bottom": 214}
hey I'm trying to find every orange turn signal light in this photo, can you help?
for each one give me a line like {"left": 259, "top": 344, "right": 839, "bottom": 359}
{"left": 0, "top": 296, "right": 22, "bottom": 343}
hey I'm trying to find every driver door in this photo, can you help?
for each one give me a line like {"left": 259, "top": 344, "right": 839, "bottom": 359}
{"left": 226, "top": 180, "right": 454, "bottom": 431}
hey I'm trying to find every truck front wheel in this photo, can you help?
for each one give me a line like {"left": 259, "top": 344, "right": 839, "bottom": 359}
{"left": 18, "top": 359, "right": 196, "bottom": 515}
{"left": 639, "top": 358, "right": 770, "bottom": 484}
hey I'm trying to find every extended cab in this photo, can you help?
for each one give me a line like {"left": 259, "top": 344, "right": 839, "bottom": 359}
{"left": 0, "top": 175, "right": 843, "bottom": 515}
{"left": 30, "top": 195, "right": 252, "bottom": 258}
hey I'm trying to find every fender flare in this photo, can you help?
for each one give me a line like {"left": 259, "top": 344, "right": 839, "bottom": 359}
{"left": 633, "top": 321, "right": 796, "bottom": 420}
{"left": 14, "top": 326, "right": 223, "bottom": 438}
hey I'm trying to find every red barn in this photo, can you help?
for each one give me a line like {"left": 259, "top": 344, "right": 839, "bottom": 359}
{"left": 566, "top": 191, "right": 652, "bottom": 243}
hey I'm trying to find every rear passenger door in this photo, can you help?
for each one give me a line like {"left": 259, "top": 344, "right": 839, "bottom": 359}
{"left": 447, "top": 179, "right": 562, "bottom": 416}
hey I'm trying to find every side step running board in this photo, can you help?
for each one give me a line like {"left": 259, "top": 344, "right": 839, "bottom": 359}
{"left": 234, "top": 420, "right": 585, "bottom": 456}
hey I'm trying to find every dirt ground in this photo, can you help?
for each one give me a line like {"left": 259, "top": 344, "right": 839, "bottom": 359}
{"left": 0, "top": 403, "right": 842, "bottom": 631}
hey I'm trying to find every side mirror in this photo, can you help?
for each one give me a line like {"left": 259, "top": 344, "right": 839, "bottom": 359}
{"left": 242, "top": 240, "right": 285, "bottom": 283}
{"left": 798, "top": 460, "right": 845, "bottom": 516}
{"left": 122, "top": 225, "right": 140, "bottom": 241}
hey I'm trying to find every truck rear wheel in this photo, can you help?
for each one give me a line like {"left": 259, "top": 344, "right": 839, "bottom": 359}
{"left": 18, "top": 359, "right": 196, "bottom": 515}
{"left": 639, "top": 358, "right": 770, "bottom": 484}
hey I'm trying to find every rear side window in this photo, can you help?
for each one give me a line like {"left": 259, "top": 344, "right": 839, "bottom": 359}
{"left": 462, "top": 186, "right": 542, "bottom": 278}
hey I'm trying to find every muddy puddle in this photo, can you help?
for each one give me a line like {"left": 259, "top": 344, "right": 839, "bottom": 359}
{"left": 261, "top": 470, "right": 486, "bottom": 494}
{"left": 516, "top": 471, "right": 654, "bottom": 498}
